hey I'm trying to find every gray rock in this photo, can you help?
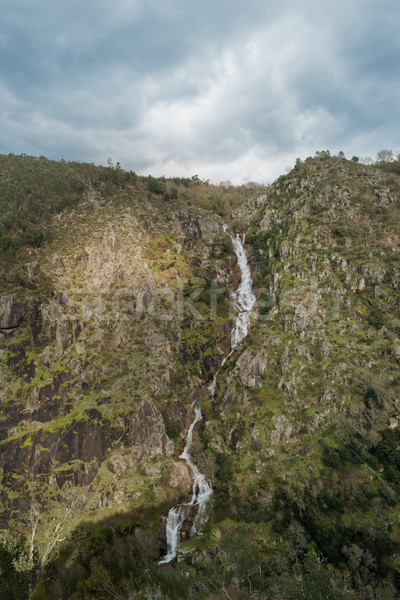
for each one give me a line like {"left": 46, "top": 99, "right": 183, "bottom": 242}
{"left": 60, "top": 292, "right": 69, "bottom": 305}
{"left": 393, "top": 345, "right": 400, "bottom": 364}
{"left": 279, "top": 347, "right": 291, "bottom": 374}
{"left": 236, "top": 350, "right": 266, "bottom": 389}
{"left": 157, "top": 516, "right": 168, "bottom": 541}
{"left": 130, "top": 400, "right": 174, "bottom": 459}
{"left": 259, "top": 208, "right": 272, "bottom": 231}
{"left": 222, "top": 388, "right": 235, "bottom": 405}
{"left": 322, "top": 339, "right": 332, "bottom": 358}
{"left": 0, "top": 295, "right": 27, "bottom": 329}
{"left": 319, "top": 386, "right": 336, "bottom": 403}
{"left": 270, "top": 415, "right": 292, "bottom": 445}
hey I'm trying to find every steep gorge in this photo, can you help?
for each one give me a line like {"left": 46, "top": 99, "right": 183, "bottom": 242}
{"left": 1, "top": 153, "right": 400, "bottom": 599}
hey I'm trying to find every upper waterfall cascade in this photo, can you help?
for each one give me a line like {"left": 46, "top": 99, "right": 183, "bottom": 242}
{"left": 209, "top": 228, "right": 256, "bottom": 395}
{"left": 229, "top": 231, "right": 257, "bottom": 349}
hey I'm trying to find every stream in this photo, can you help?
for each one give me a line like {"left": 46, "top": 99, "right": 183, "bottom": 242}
{"left": 158, "top": 227, "right": 256, "bottom": 564}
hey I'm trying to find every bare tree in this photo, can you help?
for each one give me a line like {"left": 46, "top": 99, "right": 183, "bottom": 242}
{"left": 21, "top": 496, "right": 80, "bottom": 569}
{"left": 376, "top": 149, "right": 394, "bottom": 163}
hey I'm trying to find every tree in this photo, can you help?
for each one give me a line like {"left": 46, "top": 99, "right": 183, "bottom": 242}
{"left": 169, "top": 187, "right": 178, "bottom": 199}
{"left": 316, "top": 150, "right": 331, "bottom": 159}
{"left": 277, "top": 547, "right": 352, "bottom": 599}
{"left": 0, "top": 529, "right": 37, "bottom": 599}
{"left": 377, "top": 149, "right": 393, "bottom": 163}
{"left": 147, "top": 176, "right": 166, "bottom": 195}
{"left": 295, "top": 158, "right": 302, "bottom": 170}
{"left": 20, "top": 497, "right": 80, "bottom": 570}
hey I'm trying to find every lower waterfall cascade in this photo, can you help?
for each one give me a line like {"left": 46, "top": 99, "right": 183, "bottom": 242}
{"left": 158, "top": 226, "right": 256, "bottom": 564}
{"left": 158, "top": 405, "right": 212, "bottom": 564}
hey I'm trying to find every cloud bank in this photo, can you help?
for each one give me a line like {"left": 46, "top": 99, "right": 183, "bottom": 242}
{"left": 1, "top": 0, "right": 399, "bottom": 183}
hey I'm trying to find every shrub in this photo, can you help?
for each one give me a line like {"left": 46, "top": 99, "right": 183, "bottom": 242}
{"left": 215, "top": 452, "right": 233, "bottom": 482}
{"left": 147, "top": 177, "right": 166, "bottom": 195}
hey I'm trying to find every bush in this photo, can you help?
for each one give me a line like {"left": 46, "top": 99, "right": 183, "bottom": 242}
{"left": 322, "top": 446, "right": 341, "bottom": 468}
{"left": 23, "top": 223, "right": 44, "bottom": 248}
{"left": 215, "top": 452, "right": 233, "bottom": 482}
{"left": 332, "top": 219, "right": 348, "bottom": 239}
{"left": 153, "top": 566, "right": 189, "bottom": 599}
{"left": 147, "top": 177, "right": 166, "bottom": 195}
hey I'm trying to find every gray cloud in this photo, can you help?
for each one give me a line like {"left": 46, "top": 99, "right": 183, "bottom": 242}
{"left": 1, "top": 0, "right": 399, "bottom": 183}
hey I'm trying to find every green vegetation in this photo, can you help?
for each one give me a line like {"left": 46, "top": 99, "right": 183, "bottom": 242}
{"left": 1, "top": 152, "right": 400, "bottom": 598}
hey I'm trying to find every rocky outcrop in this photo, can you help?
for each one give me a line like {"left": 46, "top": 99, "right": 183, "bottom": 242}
{"left": 169, "top": 460, "right": 191, "bottom": 488}
{"left": 270, "top": 415, "right": 292, "bottom": 445}
{"left": 127, "top": 400, "right": 174, "bottom": 459}
{"left": 236, "top": 349, "right": 267, "bottom": 389}
{"left": 0, "top": 398, "right": 177, "bottom": 497}
{"left": 41, "top": 299, "right": 81, "bottom": 354}
{"left": 0, "top": 295, "right": 27, "bottom": 329}
{"left": 0, "top": 416, "right": 108, "bottom": 488}
{"left": 393, "top": 343, "right": 400, "bottom": 364}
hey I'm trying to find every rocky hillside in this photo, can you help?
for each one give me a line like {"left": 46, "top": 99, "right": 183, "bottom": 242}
{"left": 1, "top": 153, "right": 400, "bottom": 599}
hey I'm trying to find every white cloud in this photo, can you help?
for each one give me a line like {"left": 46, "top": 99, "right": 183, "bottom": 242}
{"left": 0, "top": 0, "right": 400, "bottom": 180}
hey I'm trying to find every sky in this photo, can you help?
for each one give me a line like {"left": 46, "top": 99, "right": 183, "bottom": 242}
{"left": 0, "top": 0, "right": 399, "bottom": 184}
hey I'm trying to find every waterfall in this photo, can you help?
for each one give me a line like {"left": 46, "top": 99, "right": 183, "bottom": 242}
{"left": 159, "top": 226, "right": 255, "bottom": 564}
{"left": 230, "top": 232, "right": 257, "bottom": 349}
{"left": 209, "top": 228, "right": 256, "bottom": 395}
{"left": 159, "top": 405, "right": 212, "bottom": 564}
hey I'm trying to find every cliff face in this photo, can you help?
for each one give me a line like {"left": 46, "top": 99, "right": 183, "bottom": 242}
{"left": 0, "top": 174, "right": 241, "bottom": 545}
{"left": 1, "top": 154, "right": 400, "bottom": 599}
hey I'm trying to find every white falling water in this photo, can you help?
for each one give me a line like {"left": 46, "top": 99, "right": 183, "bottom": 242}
{"left": 209, "top": 228, "right": 256, "bottom": 395}
{"left": 230, "top": 232, "right": 257, "bottom": 349}
{"left": 159, "top": 405, "right": 212, "bottom": 564}
{"left": 159, "top": 226, "right": 256, "bottom": 564}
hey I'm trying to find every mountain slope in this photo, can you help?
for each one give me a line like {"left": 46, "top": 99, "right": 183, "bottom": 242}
{"left": 193, "top": 154, "right": 400, "bottom": 599}
{"left": 1, "top": 153, "right": 400, "bottom": 599}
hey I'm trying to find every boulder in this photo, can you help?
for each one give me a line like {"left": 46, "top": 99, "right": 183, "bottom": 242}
{"left": 393, "top": 345, "right": 400, "bottom": 364}
{"left": 279, "top": 346, "right": 291, "bottom": 374}
{"left": 169, "top": 460, "right": 191, "bottom": 489}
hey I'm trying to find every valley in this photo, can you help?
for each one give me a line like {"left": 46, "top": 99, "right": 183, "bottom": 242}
{"left": 0, "top": 152, "right": 400, "bottom": 599}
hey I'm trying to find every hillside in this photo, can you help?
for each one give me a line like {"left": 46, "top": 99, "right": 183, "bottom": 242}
{"left": 1, "top": 153, "right": 400, "bottom": 599}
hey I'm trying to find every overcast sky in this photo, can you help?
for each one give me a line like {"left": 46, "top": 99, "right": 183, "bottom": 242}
{"left": 1, "top": 0, "right": 399, "bottom": 184}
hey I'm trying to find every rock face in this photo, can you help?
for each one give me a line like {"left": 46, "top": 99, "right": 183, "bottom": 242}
{"left": 169, "top": 460, "right": 191, "bottom": 488}
{"left": 0, "top": 186, "right": 237, "bottom": 528}
{"left": 0, "top": 400, "right": 177, "bottom": 489}
{"left": 270, "top": 415, "right": 292, "bottom": 445}
{"left": 0, "top": 295, "right": 27, "bottom": 329}
{"left": 129, "top": 400, "right": 174, "bottom": 459}
{"left": 236, "top": 350, "right": 266, "bottom": 389}
{"left": 1, "top": 416, "right": 108, "bottom": 487}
